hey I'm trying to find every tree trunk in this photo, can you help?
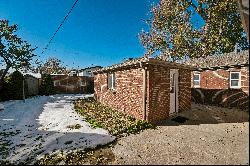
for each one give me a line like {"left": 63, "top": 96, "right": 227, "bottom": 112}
{"left": 0, "top": 66, "right": 11, "bottom": 93}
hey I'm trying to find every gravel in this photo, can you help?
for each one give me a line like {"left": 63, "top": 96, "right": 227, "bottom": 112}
{"left": 109, "top": 104, "right": 249, "bottom": 165}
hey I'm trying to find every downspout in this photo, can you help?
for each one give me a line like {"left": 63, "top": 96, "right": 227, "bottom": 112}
{"left": 141, "top": 62, "right": 147, "bottom": 121}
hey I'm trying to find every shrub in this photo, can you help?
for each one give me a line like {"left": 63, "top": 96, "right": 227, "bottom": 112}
{"left": 0, "top": 71, "right": 28, "bottom": 101}
{"left": 39, "top": 74, "right": 55, "bottom": 95}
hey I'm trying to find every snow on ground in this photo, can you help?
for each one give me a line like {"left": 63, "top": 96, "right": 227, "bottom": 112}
{"left": 0, "top": 94, "right": 115, "bottom": 164}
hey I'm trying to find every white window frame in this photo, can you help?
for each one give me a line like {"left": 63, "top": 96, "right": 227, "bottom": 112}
{"left": 193, "top": 73, "right": 200, "bottom": 88}
{"left": 230, "top": 71, "right": 241, "bottom": 89}
{"left": 108, "top": 73, "right": 115, "bottom": 90}
{"left": 111, "top": 73, "right": 115, "bottom": 90}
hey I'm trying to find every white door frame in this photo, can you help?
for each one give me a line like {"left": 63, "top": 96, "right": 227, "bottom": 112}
{"left": 169, "top": 69, "right": 179, "bottom": 115}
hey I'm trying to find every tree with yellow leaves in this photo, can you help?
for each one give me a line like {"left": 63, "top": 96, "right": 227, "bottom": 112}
{"left": 139, "top": 0, "right": 249, "bottom": 61}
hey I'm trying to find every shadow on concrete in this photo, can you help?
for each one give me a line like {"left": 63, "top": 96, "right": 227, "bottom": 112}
{"left": 192, "top": 88, "right": 249, "bottom": 110}
{"left": 157, "top": 103, "right": 249, "bottom": 126}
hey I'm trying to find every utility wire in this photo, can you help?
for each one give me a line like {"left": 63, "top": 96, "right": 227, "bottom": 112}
{"left": 41, "top": 0, "right": 79, "bottom": 54}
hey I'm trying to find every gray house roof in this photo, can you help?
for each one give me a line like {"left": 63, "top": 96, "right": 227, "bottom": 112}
{"left": 184, "top": 50, "right": 249, "bottom": 70}
{"left": 93, "top": 57, "right": 194, "bottom": 74}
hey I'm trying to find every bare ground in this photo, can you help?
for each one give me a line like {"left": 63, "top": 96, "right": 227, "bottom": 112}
{"left": 108, "top": 103, "right": 249, "bottom": 165}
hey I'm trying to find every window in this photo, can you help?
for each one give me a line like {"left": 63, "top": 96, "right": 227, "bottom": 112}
{"left": 87, "top": 71, "right": 93, "bottom": 76}
{"left": 170, "top": 73, "right": 175, "bottom": 93}
{"left": 53, "top": 81, "right": 60, "bottom": 86}
{"left": 193, "top": 73, "right": 200, "bottom": 88}
{"left": 107, "top": 73, "right": 115, "bottom": 90}
{"left": 230, "top": 72, "right": 241, "bottom": 88}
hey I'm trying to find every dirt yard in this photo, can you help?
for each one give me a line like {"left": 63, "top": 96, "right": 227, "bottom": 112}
{"left": 109, "top": 103, "right": 249, "bottom": 165}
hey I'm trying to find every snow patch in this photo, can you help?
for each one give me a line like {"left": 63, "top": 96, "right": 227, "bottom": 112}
{"left": 0, "top": 94, "right": 115, "bottom": 164}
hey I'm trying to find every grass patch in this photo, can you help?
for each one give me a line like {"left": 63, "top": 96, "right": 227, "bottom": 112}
{"left": 74, "top": 97, "right": 156, "bottom": 137}
{"left": 0, "top": 160, "right": 12, "bottom": 165}
{"left": 0, "top": 140, "right": 12, "bottom": 159}
{"left": 67, "top": 124, "right": 82, "bottom": 129}
{"left": 35, "top": 143, "right": 116, "bottom": 165}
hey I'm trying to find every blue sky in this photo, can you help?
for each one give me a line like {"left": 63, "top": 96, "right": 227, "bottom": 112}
{"left": 0, "top": 0, "right": 158, "bottom": 69}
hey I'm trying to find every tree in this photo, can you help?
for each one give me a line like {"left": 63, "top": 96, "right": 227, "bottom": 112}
{"left": 139, "top": 0, "right": 249, "bottom": 61}
{"left": 39, "top": 74, "right": 55, "bottom": 96}
{"left": 0, "top": 20, "right": 36, "bottom": 92}
{"left": 238, "top": 0, "right": 249, "bottom": 41}
{"left": 3, "top": 71, "right": 28, "bottom": 100}
{"left": 35, "top": 57, "right": 69, "bottom": 75}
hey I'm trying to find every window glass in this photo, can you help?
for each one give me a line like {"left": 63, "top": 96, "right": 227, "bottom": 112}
{"left": 230, "top": 72, "right": 240, "bottom": 88}
{"left": 112, "top": 73, "right": 115, "bottom": 88}
{"left": 194, "top": 74, "right": 200, "bottom": 80}
{"left": 231, "top": 73, "right": 239, "bottom": 79}
{"left": 107, "top": 73, "right": 115, "bottom": 89}
{"left": 193, "top": 74, "right": 200, "bottom": 87}
{"left": 170, "top": 73, "right": 175, "bottom": 93}
{"left": 231, "top": 80, "right": 239, "bottom": 86}
{"left": 107, "top": 74, "right": 112, "bottom": 89}
{"left": 171, "top": 73, "right": 175, "bottom": 86}
{"left": 194, "top": 81, "right": 200, "bottom": 86}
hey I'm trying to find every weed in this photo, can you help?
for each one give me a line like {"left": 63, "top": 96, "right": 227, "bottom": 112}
{"left": 67, "top": 124, "right": 82, "bottom": 129}
{"left": 74, "top": 98, "right": 155, "bottom": 137}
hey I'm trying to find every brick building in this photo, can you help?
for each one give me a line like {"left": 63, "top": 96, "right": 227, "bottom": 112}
{"left": 51, "top": 74, "right": 94, "bottom": 94}
{"left": 185, "top": 50, "right": 249, "bottom": 109}
{"left": 93, "top": 57, "right": 193, "bottom": 123}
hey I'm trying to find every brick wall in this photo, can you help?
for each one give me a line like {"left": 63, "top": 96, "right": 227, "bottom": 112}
{"left": 94, "top": 65, "right": 192, "bottom": 123}
{"left": 178, "top": 69, "right": 192, "bottom": 112}
{"left": 146, "top": 65, "right": 191, "bottom": 123}
{"left": 146, "top": 65, "right": 170, "bottom": 122}
{"left": 191, "top": 67, "right": 249, "bottom": 110}
{"left": 240, "top": 67, "right": 249, "bottom": 95}
{"left": 52, "top": 75, "right": 94, "bottom": 94}
{"left": 94, "top": 68, "right": 144, "bottom": 120}
{"left": 191, "top": 67, "right": 249, "bottom": 93}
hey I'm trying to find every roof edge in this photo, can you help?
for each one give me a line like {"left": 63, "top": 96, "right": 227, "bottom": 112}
{"left": 93, "top": 58, "right": 195, "bottom": 74}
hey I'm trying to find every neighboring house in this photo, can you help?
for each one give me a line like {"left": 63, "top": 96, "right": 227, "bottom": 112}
{"left": 68, "top": 70, "right": 78, "bottom": 77}
{"left": 185, "top": 50, "right": 249, "bottom": 109}
{"left": 51, "top": 74, "right": 94, "bottom": 94}
{"left": 93, "top": 57, "right": 193, "bottom": 123}
{"left": 50, "top": 71, "right": 94, "bottom": 93}
{"left": 78, "top": 66, "right": 102, "bottom": 77}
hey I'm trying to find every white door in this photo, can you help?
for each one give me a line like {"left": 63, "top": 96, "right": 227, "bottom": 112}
{"left": 169, "top": 69, "right": 179, "bottom": 115}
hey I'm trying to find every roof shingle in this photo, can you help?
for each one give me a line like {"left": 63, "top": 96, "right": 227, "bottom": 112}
{"left": 184, "top": 50, "right": 249, "bottom": 69}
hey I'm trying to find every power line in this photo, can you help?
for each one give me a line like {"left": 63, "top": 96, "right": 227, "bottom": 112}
{"left": 41, "top": 0, "right": 79, "bottom": 55}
